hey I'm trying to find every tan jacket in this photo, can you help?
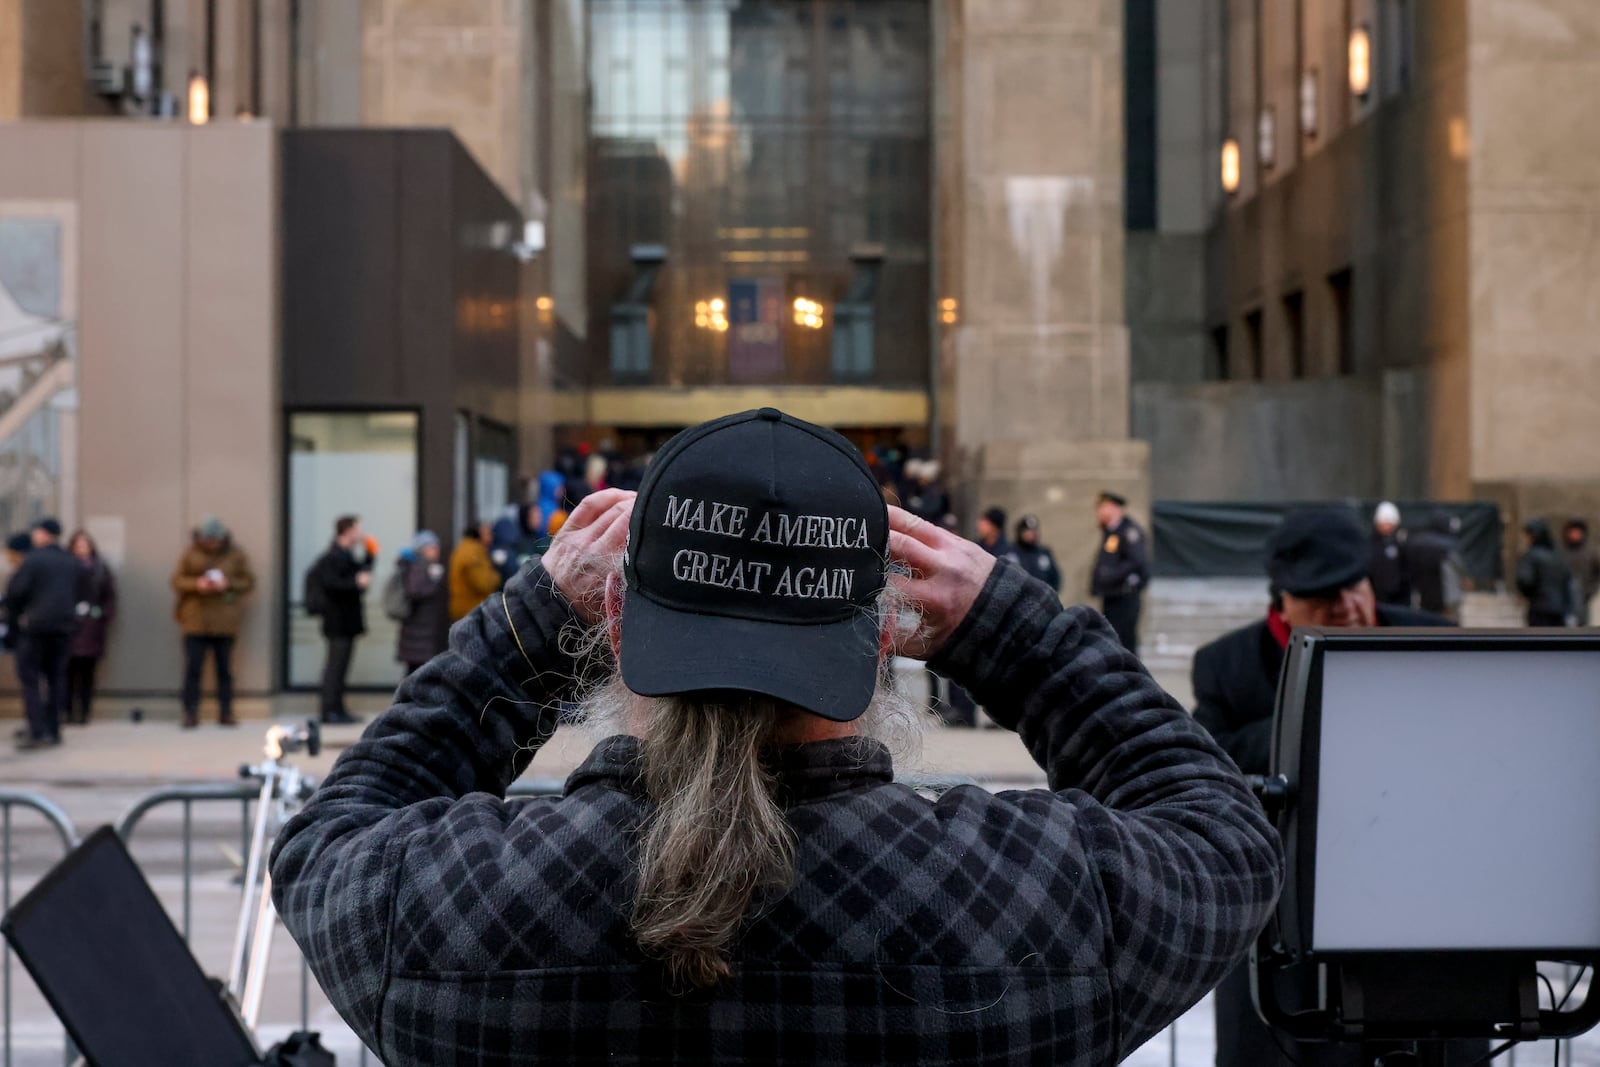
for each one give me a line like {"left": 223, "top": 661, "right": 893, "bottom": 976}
{"left": 448, "top": 538, "right": 501, "bottom": 622}
{"left": 171, "top": 542, "right": 256, "bottom": 636}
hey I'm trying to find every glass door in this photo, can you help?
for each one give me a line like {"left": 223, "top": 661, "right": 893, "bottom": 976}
{"left": 286, "top": 411, "right": 419, "bottom": 689}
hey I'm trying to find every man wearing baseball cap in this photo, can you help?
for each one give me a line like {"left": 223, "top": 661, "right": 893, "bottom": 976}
{"left": 272, "top": 409, "right": 1281, "bottom": 1065}
{"left": 1193, "top": 505, "right": 1467, "bottom": 1067}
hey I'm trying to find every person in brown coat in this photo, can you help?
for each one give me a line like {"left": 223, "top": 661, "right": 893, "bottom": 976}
{"left": 448, "top": 523, "right": 502, "bottom": 623}
{"left": 171, "top": 516, "right": 256, "bottom": 728}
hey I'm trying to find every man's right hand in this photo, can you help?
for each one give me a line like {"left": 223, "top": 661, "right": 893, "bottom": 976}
{"left": 887, "top": 506, "right": 997, "bottom": 660}
{"left": 541, "top": 489, "right": 635, "bottom": 623}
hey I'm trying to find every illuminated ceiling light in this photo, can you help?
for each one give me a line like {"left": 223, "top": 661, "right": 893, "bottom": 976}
{"left": 710, "top": 298, "right": 725, "bottom": 313}
{"left": 187, "top": 71, "right": 210, "bottom": 125}
{"left": 1221, "top": 138, "right": 1242, "bottom": 195}
{"left": 536, "top": 296, "right": 554, "bottom": 312}
{"left": 1300, "top": 68, "right": 1320, "bottom": 138}
{"left": 1349, "top": 24, "right": 1373, "bottom": 100}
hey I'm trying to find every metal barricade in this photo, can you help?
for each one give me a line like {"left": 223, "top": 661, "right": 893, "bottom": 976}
{"left": 0, "top": 790, "right": 79, "bottom": 1067}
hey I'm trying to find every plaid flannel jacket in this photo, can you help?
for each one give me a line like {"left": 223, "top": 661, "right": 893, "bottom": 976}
{"left": 271, "top": 561, "right": 1282, "bottom": 1066}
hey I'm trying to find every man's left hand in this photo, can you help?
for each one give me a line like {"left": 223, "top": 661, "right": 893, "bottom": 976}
{"left": 542, "top": 489, "right": 635, "bottom": 623}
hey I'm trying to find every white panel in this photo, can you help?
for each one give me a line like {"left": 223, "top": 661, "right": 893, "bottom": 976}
{"left": 1313, "top": 650, "right": 1600, "bottom": 951}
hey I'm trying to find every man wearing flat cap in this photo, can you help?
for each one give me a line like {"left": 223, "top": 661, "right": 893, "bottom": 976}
{"left": 273, "top": 408, "right": 1282, "bottom": 1066}
{"left": 1091, "top": 491, "right": 1149, "bottom": 655}
{"left": 1194, "top": 505, "right": 1460, "bottom": 1067}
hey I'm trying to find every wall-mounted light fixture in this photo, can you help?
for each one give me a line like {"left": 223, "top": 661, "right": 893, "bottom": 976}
{"left": 938, "top": 298, "right": 959, "bottom": 326}
{"left": 187, "top": 71, "right": 209, "bottom": 125}
{"left": 695, "top": 298, "right": 729, "bottom": 332}
{"left": 1258, "top": 107, "right": 1277, "bottom": 170}
{"left": 793, "top": 297, "right": 825, "bottom": 330}
{"left": 1300, "top": 68, "right": 1320, "bottom": 138}
{"left": 1349, "top": 24, "right": 1373, "bottom": 100}
{"left": 1221, "top": 138, "right": 1242, "bottom": 195}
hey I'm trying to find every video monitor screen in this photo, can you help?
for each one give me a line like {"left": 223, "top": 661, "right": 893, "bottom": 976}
{"left": 1312, "top": 649, "right": 1600, "bottom": 953}
{"left": 1, "top": 826, "right": 260, "bottom": 1067}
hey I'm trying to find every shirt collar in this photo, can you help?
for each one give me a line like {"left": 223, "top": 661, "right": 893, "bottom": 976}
{"left": 563, "top": 734, "right": 896, "bottom": 805}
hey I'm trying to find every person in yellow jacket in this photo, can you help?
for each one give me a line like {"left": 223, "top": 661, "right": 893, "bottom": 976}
{"left": 448, "top": 523, "right": 502, "bottom": 622}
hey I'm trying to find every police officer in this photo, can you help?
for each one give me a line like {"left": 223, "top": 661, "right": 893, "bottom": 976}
{"left": 1008, "top": 515, "right": 1061, "bottom": 593}
{"left": 1192, "top": 506, "right": 1481, "bottom": 1067}
{"left": 1090, "top": 492, "right": 1148, "bottom": 655}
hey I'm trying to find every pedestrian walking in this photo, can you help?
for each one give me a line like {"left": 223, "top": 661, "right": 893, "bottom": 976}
{"left": 306, "top": 516, "right": 374, "bottom": 725}
{"left": 65, "top": 529, "right": 117, "bottom": 725}
{"left": 1007, "top": 514, "right": 1062, "bottom": 593}
{"left": 449, "top": 522, "right": 502, "bottom": 623}
{"left": 974, "top": 506, "right": 1010, "bottom": 557}
{"left": 1368, "top": 501, "right": 1411, "bottom": 607}
{"left": 395, "top": 531, "right": 448, "bottom": 675}
{"left": 1562, "top": 519, "right": 1600, "bottom": 626}
{"left": 1090, "top": 491, "right": 1149, "bottom": 655}
{"left": 9, "top": 519, "right": 82, "bottom": 750}
{"left": 1190, "top": 506, "right": 1482, "bottom": 1067}
{"left": 1405, "top": 512, "right": 1466, "bottom": 621}
{"left": 172, "top": 516, "right": 256, "bottom": 728}
{"left": 1516, "top": 518, "right": 1576, "bottom": 627}
{"left": 272, "top": 409, "right": 1281, "bottom": 1065}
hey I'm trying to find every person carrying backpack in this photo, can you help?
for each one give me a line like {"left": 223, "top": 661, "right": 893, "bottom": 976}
{"left": 391, "top": 531, "right": 447, "bottom": 675}
{"left": 305, "top": 516, "right": 374, "bottom": 725}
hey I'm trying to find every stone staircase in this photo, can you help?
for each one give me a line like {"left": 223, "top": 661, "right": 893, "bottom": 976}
{"left": 1141, "top": 578, "right": 1528, "bottom": 675}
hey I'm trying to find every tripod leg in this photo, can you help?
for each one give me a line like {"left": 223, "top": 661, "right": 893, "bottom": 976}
{"left": 242, "top": 869, "right": 277, "bottom": 1032}
{"left": 229, "top": 774, "right": 277, "bottom": 997}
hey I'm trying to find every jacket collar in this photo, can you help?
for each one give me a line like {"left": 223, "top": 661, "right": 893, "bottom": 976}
{"left": 564, "top": 734, "right": 896, "bottom": 806}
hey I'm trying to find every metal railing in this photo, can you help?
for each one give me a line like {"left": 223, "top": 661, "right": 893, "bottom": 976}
{"left": 0, "top": 790, "right": 79, "bottom": 1067}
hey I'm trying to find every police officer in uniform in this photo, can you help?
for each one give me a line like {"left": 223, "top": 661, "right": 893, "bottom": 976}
{"left": 1090, "top": 492, "right": 1148, "bottom": 655}
{"left": 1008, "top": 515, "right": 1062, "bottom": 593}
{"left": 1193, "top": 506, "right": 1482, "bottom": 1067}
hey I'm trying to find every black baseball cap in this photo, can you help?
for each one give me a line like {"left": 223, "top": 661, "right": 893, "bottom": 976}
{"left": 1268, "top": 506, "right": 1369, "bottom": 599}
{"left": 620, "top": 409, "right": 890, "bottom": 722}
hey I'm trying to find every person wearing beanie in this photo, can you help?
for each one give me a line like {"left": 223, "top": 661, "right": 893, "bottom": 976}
{"left": 1368, "top": 501, "right": 1411, "bottom": 607}
{"left": 974, "top": 506, "right": 1010, "bottom": 558}
{"left": 1090, "top": 492, "right": 1150, "bottom": 656}
{"left": 9, "top": 518, "right": 79, "bottom": 749}
{"left": 172, "top": 516, "right": 256, "bottom": 728}
{"left": 395, "top": 530, "right": 448, "bottom": 675}
{"left": 1191, "top": 505, "right": 1476, "bottom": 1067}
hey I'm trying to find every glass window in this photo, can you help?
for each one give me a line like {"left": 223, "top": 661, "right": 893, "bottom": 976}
{"left": 286, "top": 411, "right": 418, "bottom": 690}
{"left": 586, "top": 0, "right": 931, "bottom": 388}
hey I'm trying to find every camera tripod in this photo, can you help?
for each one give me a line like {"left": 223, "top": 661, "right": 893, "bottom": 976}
{"left": 228, "top": 721, "right": 321, "bottom": 1032}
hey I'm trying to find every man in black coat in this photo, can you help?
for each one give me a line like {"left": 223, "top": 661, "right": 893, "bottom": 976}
{"left": 1518, "top": 519, "right": 1575, "bottom": 627}
{"left": 1193, "top": 506, "right": 1478, "bottom": 1066}
{"left": 308, "top": 515, "right": 373, "bottom": 725}
{"left": 9, "top": 519, "right": 82, "bottom": 750}
{"left": 1091, "top": 492, "right": 1149, "bottom": 655}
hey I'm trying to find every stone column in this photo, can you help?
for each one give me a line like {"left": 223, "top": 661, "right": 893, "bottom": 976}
{"left": 938, "top": 0, "right": 1149, "bottom": 594}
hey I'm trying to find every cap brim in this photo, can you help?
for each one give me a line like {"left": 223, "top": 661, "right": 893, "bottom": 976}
{"left": 619, "top": 586, "right": 882, "bottom": 723}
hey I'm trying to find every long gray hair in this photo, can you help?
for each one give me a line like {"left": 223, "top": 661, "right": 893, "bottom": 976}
{"left": 571, "top": 575, "right": 928, "bottom": 990}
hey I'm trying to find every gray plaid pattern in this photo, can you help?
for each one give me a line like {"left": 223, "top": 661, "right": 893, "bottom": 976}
{"left": 271, "top": 562, "right": 1282, "bottom": 1065}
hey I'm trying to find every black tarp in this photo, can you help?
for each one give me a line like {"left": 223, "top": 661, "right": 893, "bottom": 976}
{"left": 1152, "top": 500, "right": 1504, "bottom": 582}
